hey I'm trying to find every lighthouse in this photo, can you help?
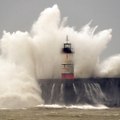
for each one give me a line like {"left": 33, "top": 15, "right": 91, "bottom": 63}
{"left": 61, "top": 36, "right": 74, "bottom": 80}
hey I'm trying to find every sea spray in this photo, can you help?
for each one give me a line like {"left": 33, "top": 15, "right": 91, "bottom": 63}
{"left": 31, "top": 5, "right": 112, "bottom": 78}
{"left": 0, "top": 31, "right": 43, "bottom": 108}
{"left": 0, "top": 4, "right": 116, "bottom": 108}
{"left": 97, "top": 54, "right": 120, "bottom": 77}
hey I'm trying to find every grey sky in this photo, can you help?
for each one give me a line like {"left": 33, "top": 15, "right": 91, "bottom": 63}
{"left": 0, "top": 0, "right": 120, "bottom": 59}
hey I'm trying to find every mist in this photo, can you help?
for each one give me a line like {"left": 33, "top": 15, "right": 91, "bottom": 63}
{"left": 0, "top": 4, "right": 119, "bottom": 108}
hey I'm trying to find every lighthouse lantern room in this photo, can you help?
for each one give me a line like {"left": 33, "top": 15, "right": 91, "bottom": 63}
{"left": 61, "top": 36, "right": 74, "bottom": 80}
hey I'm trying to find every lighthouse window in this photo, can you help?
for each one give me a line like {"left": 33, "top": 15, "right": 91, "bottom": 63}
{"left": 63, "top": 43, "right": 73, "bottom": 53}
{"left": 65, "top": 44, "right": 71, "bottom": 48}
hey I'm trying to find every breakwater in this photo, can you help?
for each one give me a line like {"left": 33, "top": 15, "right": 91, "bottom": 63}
{"left": 38, "top": 78, "right": 120, "bottom": 107}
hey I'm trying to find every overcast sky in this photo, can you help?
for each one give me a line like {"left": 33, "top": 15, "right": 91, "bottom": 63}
{"left": 0, "top": 0, "right": 120, "bottom": 59}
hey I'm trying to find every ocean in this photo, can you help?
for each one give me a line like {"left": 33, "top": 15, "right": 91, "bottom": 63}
{"left": 0, "top": 105, "right": 120, "bottom": 120}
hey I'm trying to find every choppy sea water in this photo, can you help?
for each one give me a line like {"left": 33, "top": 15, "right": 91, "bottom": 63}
{"left": 0, "top": 105, "right": 120, "bottom": 120}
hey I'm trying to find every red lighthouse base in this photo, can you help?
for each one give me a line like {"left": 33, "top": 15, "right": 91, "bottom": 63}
{"left": 62, "top": 73, "right": 74, "bottom": 80}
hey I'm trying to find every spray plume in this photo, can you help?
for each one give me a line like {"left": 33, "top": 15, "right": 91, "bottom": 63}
{"left": 97, "top": 55, "right": 120, "bottom": 77}
{"left": 0, "top": 4, "right": 118, "bottom": 108}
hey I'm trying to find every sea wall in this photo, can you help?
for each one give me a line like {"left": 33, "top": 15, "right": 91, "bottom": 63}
{"left": 38, "top": 78, "right": 120, "bottom": 107}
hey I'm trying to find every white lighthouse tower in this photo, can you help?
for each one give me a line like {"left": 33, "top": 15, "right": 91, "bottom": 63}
{"left": 61, "top": 36, "right": 74, "bottom": 80}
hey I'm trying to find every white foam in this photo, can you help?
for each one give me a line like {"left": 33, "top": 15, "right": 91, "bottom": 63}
{"left": 37, "top": 104, "right": 108, "bottom": 110}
